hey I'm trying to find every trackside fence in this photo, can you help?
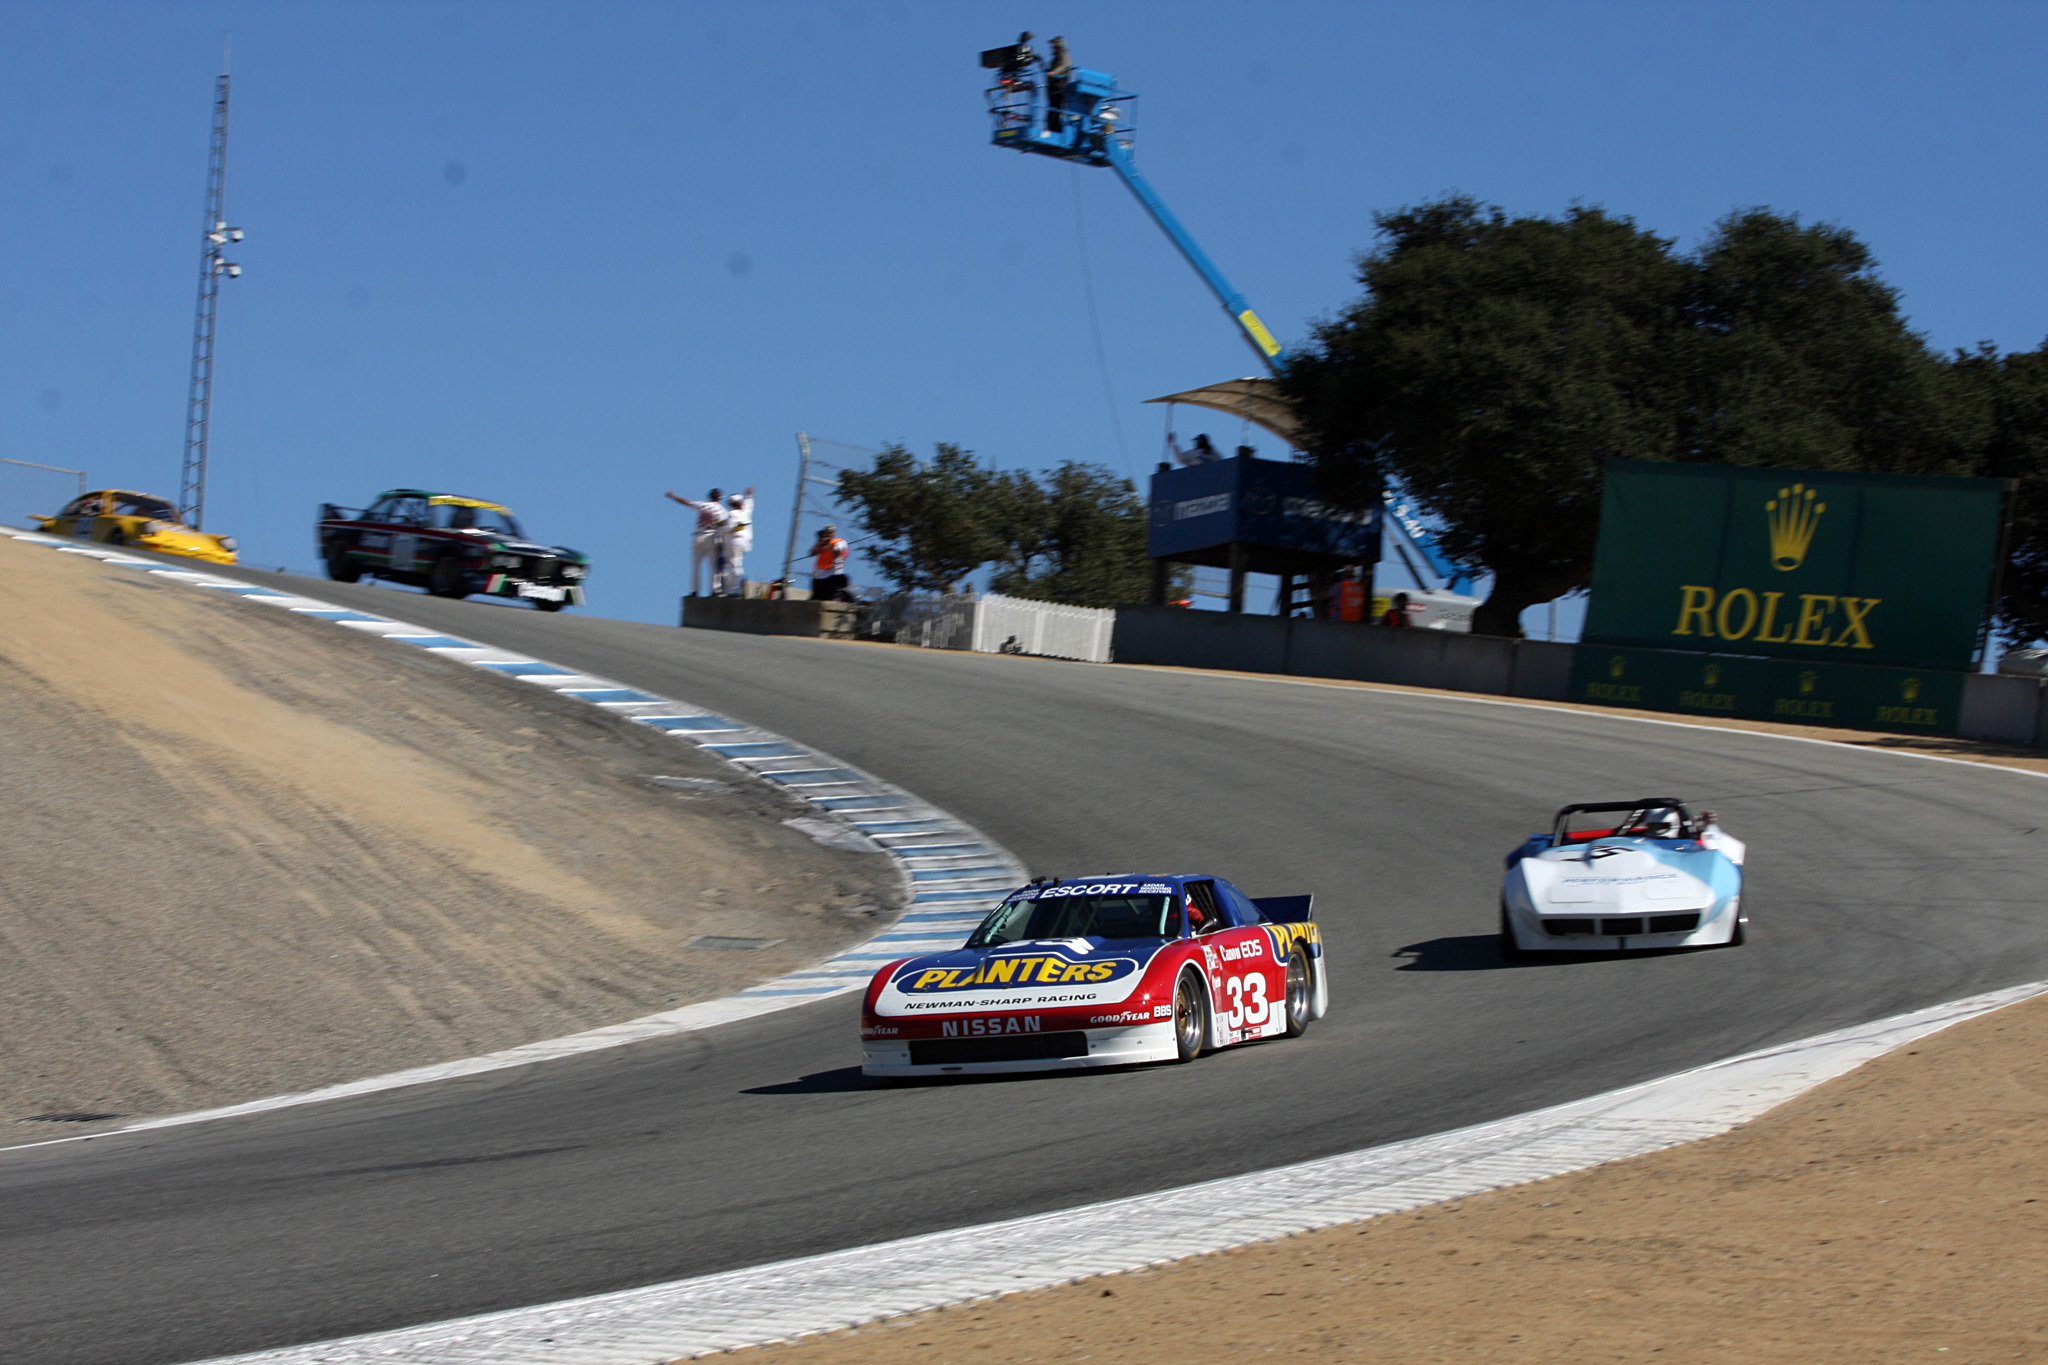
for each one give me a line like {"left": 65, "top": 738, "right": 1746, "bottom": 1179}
{"left": 871, "top": 592, "right": 1115, "bottom": 663}
{"left": 971, "top": 594, "right": 1115, "bottom": 662}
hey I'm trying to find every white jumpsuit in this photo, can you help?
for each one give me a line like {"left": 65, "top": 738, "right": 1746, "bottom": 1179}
{"left": 678, "top": 500, "right": 730, "bottom": 596}
{"left": 717, "top": 494, "right": 754, "bottom": 596}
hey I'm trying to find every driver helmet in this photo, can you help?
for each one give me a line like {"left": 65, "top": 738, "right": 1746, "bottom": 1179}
{"left": 1638, "top": 808, "right": 1680, "bottom": 837}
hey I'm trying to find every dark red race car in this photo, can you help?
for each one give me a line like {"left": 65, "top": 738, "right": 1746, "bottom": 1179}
{"left": 317, "top": 489, "right": 590, "bottom": 609}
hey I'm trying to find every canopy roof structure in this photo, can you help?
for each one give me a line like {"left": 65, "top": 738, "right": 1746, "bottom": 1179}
{"left": 1144, "top": 377, "right": 1302, "bottom": 449}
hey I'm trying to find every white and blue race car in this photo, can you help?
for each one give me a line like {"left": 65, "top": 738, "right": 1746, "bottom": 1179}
{"left": 1500, "top": 799, "right": 1746, "bottom": 955}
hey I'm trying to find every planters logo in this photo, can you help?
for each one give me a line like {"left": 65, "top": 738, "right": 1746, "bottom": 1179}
{"left": 895, "top": 951, "right": 1138, "bottom": 993}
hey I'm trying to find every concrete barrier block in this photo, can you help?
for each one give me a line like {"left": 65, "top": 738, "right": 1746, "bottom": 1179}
{"left": 1111, "top": 606, "right": 1290, "bottom": 674}
{"left": 1405, "top": 630, "right": 1510, "bottom": 692}
{"left": 1282, "top": 617, "right": 1372, "bottom": 680}
{"left": 1959, "top": 671, "right": 2042, "bottom": 745}
{"left": 1508, "top": 640, "right": 1574, "bottom": 701}
{"left": 681, "top": 597, "right": 859, "bottom": 638}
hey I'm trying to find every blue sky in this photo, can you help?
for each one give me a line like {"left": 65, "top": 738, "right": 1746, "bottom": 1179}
{"left": 4, "top": 1, "right": 2044, "bottom": 631}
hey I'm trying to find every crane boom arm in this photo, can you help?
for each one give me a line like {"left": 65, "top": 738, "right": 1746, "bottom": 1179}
{"left": 1383, "top": 491, "right": 1476, "bottom": 594}
{"left": 1099, "top": 137, "right": 1283, "bottom": 374}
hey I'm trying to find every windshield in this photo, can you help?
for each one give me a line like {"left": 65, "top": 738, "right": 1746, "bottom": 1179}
{"left": 431, "top": 501, "right": 523, "bottom": 536}
{"left": 967, "top": 893, "right": 1175, "bottom": 948}
{"left": 113, "top": 493, "right": 179, "bottom": 520}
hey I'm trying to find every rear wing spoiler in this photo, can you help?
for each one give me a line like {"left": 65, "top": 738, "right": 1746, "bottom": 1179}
{"left": 1252, "top": 894, "right": 1313, "bottom": 924}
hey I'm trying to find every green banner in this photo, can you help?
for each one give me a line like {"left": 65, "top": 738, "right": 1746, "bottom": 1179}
{"left": 1570, "top": 645, "right": 1967, "bottom": 735}
{"left": 1582, "top": 460, "right": 2007, "bottom": 671}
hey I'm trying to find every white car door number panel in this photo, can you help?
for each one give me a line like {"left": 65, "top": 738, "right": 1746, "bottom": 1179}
{"left": 1222, "top": 973, "right": 1270, "bottom": 1031}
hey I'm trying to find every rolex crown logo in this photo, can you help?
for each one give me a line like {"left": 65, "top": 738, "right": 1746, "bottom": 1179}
{"left": 1765, "top": 483, "right": 1826, "bottom": 571}
{"left": 1798, "top": 670, "right": 1819, "bottom": 695}
{"left": 1903, "top": 676, "right": 1922, "bottom": 702}
{"left": 1703, "top": 663, "right": 1722, "bottom": 687}
{"left": 1608, "top": 656, "right": 1627, "bottom": 680}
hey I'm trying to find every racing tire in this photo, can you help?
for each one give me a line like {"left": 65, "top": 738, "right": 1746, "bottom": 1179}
{"left": 1283, "top": 950, "right": 1314, "bottom": 1038}
{"left": 105, "top": 528, "right": 126, "bottom": 546}
{"left": 1172, "top": 970, "right": 1208, "bottom": 1063}
{"left": 324, "top": 546, "right": 362, "bottom": 583}
{"left": 534, "top": 597, "right": 567, "bottom": 612}
{"left": 428, "top": 556, "right": 469, "bottom": 599}
{"left": 1727, "top": 899, "right": 1747, "bottom": 947}
{"left": 1500, "top": 900, "right": 1531, "bottom": 962}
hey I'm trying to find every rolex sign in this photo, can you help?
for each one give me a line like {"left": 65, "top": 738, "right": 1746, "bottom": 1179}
{"left": 1581, "top": 459, "right": 2009, "bottom": 672}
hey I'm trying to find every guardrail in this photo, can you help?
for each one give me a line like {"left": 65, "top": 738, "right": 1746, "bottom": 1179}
{"left": 1112, "top": 604, "right": 1572, "bottom": 700}
{"left": 1114, "top": 605, "right": 2047, "bottom": 745}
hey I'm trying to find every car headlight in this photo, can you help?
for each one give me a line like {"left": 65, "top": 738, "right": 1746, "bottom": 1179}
{"left": 216, "top": 536, "right": 238, "bottom": 551}
{"left": 563, "top": 565, "right": 586, "bottom": 578}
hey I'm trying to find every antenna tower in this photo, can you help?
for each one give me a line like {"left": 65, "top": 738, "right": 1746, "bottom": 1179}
{"left": 180, "top": 54, "right": 244, "bottom": 529}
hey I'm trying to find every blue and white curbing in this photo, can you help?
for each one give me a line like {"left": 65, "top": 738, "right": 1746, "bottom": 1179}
{"left": 4, "top": 530, "right": 1026, "bottom": 1137}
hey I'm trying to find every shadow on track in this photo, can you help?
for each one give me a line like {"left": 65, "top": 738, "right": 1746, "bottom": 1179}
{"left": 1393, "top": 935, "right": 1619, "bottom": 971}
{"left": 744, "top": 1064, "right": 1161, "bottom": 1095}
{"left": 1391, "top": 934, "right": 1528, "bottom": 971}
{"left": 742, "top": 1067, "right": 874, "bottom": 1095}
{"left": 1393, "top": 935, "right": 1720, "bottom": 971}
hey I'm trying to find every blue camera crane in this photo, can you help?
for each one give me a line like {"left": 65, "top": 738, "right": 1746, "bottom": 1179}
{"left": 981, "top": 39, "right": 1284, "bottom": 375}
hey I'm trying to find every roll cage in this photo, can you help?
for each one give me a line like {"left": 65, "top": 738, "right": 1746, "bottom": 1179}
{"left": 1549, "top": 799, "right": 1698, "bottom": 846}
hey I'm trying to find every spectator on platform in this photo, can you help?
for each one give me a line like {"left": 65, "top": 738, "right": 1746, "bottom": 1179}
{"left": 718, "top": 487, "right": 755, "bottom": 596}
{"left": 1168, "top": 432, "right": 1223, "bottom": 466}
{"left": 1045, "top": 35, "right": 1072, "bottom": 133}
{"left": 810, "top": 525, "right": 851, "bottom": 602}
{"left": 1328, "top": 569, "right": 1368, "bottom": 623}
{"left": 665, "top": 487, "right": 730, "bottom": 597}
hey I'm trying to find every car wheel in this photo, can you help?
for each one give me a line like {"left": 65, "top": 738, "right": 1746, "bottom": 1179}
{"left": 105, "top": 527, "right": 126, "bottom": 546}
{"left": 325, "top": 545, "right": 362, "bottom": 583}
{"left": 1500, "top": 899, "right": 1531, "bottom": 961}
{"left": 534, "top": 597, "right": 566, "bottom": 612}
{"left": 1172, "top": 970, "right": 1208, "bottom": 1063}
{"left": 429, "top": 556, "right": 468, "bottom": 599}
{"left": 1283, "top": 950, "right": 1314, "bottom": 1038}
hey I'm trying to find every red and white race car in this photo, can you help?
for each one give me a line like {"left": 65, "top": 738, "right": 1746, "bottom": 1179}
{"left": 860, "top": 874, "right": 1327, "bottom": 1078}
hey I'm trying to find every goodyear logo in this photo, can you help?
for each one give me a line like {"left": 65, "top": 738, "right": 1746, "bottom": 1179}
{"left": 894, "top": 952, "right": 1136, "bottom": 993}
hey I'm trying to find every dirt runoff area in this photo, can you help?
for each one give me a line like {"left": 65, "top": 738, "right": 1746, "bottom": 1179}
{"left": 0, "top": 537, "right": 901, "bottom": 1133}
{"left": 745, "top": 990, "right": 2048, "bottom": 1365}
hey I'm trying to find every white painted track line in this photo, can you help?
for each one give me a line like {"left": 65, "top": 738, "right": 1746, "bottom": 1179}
{"left": 196, "top": 979, "right": 2048, "bottom": 1365}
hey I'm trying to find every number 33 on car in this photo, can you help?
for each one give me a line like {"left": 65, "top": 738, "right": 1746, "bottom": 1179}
{"left": 860, "top": 874, "right": 1327, "bottom": 1079}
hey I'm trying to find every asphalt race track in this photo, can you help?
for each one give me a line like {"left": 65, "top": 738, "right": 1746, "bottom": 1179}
{"left": 9, "top": 565, "right": 2048, "bottom": 1365}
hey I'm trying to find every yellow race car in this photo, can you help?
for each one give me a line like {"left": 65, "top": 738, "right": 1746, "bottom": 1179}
{"left": 32, "top": 490, "right": 238, "bottom": 565}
